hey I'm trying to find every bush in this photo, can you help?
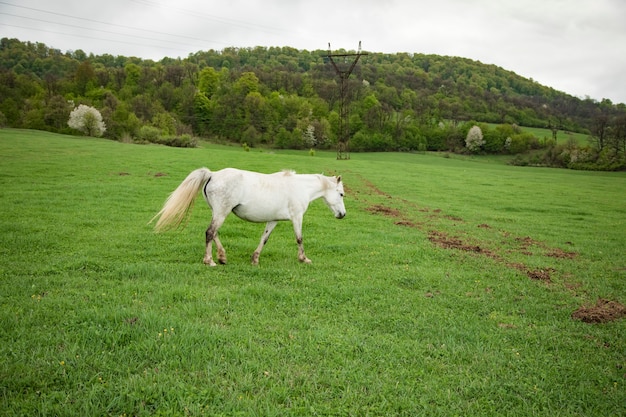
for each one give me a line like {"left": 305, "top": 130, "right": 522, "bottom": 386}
{"left": 134, "top": 125, "right": 197, "bottom": 148}
{"left": 157, "top": 134, "right": 198, "bottom": 148}
{"left": 137, "top": 125, "right": 161, "bottom": 143}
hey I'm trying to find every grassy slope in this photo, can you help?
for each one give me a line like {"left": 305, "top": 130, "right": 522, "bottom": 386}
{"left": 1, "top": 129, "right": 624, "bottom": 416}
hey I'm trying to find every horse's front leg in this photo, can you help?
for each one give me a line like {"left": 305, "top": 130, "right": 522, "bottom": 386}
{"left": 291, "top": 216, "right": 311, "bottom": 264}
{"left": 251, "top": 221, "right": 277, "bottom": 265}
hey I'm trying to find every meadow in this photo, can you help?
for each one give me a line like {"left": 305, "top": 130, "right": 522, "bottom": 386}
{"left": 1, "top": 129, "right": 625, "bottom": 416}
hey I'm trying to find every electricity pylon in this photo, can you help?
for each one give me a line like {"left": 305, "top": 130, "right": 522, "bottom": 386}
{"left": 326, "top": 41, "right": 367, "bottom": 160}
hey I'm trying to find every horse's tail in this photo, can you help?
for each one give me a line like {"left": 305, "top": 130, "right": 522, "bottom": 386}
{"left": 150, "top": 167, "right": 212, "bottom": 232}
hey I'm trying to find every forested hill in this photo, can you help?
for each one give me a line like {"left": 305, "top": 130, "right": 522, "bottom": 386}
{"left": 1, "top": 37, "right": 625, "bottom": 153}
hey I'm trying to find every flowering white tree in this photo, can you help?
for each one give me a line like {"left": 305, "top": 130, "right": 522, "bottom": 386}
{"left": 465, "top": 125, "right": 485, "bottom": 153}
{"left": 68, "top": 104, "right": 106, "bottom": 137}
{"left": 302, "top": 124, "right": 317, "bottom": 147}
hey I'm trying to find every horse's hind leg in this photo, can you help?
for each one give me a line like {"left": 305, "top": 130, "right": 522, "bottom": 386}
{"left": 251, "top": 221, "right": 277, "bottom": 265}
{"left": 214, "top": 234, "right": 227, "bottom": 264}
{"left": 204, "top": 215, "right": 227, "bottom": 266}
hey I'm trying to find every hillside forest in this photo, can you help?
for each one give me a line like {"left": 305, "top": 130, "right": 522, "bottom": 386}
{"left": 1, "top": 38, "right": 625, "bottom": 170}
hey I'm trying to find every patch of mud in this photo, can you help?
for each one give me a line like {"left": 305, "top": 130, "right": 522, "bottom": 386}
{"left": 571, "top": 298, "right": 626, "bottom": 323}
{"left": 526, "top": 268, "right": 554, "bottom": 282}
{"left": 443, "top": 215, "right": 464, "bottom": 222}
{"left": 395, "top": 220, "right": 416, "bottom": 227}
{"left": 546, "top": 248, "right": 578, "bottom": 259}
{"left": 367, "top": 204, "right": 401, "bottom": 217}
{"left": 428, "top": 230, "right": 483, "bottom": 253}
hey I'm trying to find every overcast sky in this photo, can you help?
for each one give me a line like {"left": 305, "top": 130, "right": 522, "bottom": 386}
{"left": 2, "top": 0, "right": 625, "bottom": 104}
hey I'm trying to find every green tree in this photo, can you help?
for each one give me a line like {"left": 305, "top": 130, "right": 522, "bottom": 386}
{"left": 74, "top": 61, "right": 96, "bottom": 96}
{"left": 198, "top": 67, "right": 220, "bottom": 97}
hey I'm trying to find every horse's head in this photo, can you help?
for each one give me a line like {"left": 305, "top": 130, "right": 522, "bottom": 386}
{"left": 323, "top": 175, "right": 346, "bottom": 219}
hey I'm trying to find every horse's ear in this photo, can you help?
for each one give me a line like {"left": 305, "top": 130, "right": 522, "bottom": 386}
{"left": 336, "top": 175, "right": 342, "bottom": 184}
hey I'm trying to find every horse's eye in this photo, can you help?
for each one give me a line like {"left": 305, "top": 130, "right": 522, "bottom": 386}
{"left": 340, "top": 193, "right": 345, "bottom": 197}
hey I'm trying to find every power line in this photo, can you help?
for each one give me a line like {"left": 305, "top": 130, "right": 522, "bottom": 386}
{"left": 130, "top": 0, "right": 288, "bottom": 36}
{"left": 0, "top": 22, "right": 186, "bottom": 52}
{"left": 0, "top": 12, "right": 208, "bottom": 49}
{"left": 0, "top": 0, "right": 229, "bottom": 47}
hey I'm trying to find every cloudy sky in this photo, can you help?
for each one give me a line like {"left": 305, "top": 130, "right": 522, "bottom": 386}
{"left": 2, "top": 0, "right": 625, "bottom": 104}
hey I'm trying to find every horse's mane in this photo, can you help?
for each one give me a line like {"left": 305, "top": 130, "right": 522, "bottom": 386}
{"left": 280, "top": 169, "right": 296, "bottom": 176}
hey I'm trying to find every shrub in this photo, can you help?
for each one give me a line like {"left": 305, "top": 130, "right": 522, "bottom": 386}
{"left": 137, "top": 125, "right": 161, "bottom": 143}
{"left": 157, "top": 134, "right": 198, "bottom": 148}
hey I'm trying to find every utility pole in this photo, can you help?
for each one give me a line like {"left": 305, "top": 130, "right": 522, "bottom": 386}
{"left": 326, "top": 41, "right": 367, "bottom": 160}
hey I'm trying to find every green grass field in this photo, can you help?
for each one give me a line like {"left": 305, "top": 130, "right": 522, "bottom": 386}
{"left": 519, "top": 126, "right": 590, "bottom": 146}
{"left": 1, "top": 129, "right": 625, "bottom": 416}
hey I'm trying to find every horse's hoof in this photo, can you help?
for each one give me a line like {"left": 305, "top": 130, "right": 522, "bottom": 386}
{"left": 203, "top": 258, "right": 217, "bottom": 267}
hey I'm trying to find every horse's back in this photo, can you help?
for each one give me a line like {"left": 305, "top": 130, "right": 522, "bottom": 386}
{"left": 205, "top": 168, "right": 304, "bottom": 222}
{"left": 213, "top": 168, "right": 293, "bottom": 189}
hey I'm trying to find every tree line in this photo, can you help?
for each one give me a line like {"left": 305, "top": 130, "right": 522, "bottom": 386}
{"left": 1, "top": 38, "right": 625, "bottom": 168}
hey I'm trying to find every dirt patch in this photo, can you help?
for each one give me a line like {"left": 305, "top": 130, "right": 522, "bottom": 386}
{"left": 153, "top": 172, "right": 167, "bottom": 177}
{"left": 572, "top": 298, "right": 626, "bottom": 323}
{"left": 428, "top": 230, "right": 482, "bottom": 253}
{"left": 367, "top": 204, "right": 401, "bottom": 218}
{"left": 546, "top": 248, "right": 578, "bottom": 259}
{"left": 118, "top": 172, "right": 130, "bottom": 176}
{"left": 443, "top": 214, "right": 464, "bottom": 222}
{"left": 395, "top": 220, "right": 416, "bottom": 227}
{"left": 427, "top": 231, "right": 501, "bottom": 260}
{"left": 526, "top": 268, "right": 554, "bottom": 282}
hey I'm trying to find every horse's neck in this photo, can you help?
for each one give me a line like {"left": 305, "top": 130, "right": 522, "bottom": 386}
{"left": 297, "top": 174, "right": 327, "bottom": 202}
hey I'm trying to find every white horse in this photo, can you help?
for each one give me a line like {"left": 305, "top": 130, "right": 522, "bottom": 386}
{"left": 151, "top": 167, "right": 346, "bottom": 266}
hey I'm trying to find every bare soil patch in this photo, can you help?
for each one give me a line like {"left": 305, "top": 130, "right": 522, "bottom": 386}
{"left": 526, "top": 268, "right": 554, "bottom": 282}
{"left": 428, "top": 230, "right": 483, "bottom": 253}
{"left": 546, "top": 248, "right": 577, "bottom": 259}
{"left": 367, "top": 204, "right": 401, "bottom": 217}
{"left": 571, "top": 298, "right": 626, "bottom": 323}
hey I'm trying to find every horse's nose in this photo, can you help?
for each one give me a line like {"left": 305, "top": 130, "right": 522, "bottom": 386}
{"left": 336, "top": 211, "right": 346, "bottom": 219}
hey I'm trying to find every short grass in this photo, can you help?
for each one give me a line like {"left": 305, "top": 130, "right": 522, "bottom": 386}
{"left": 1, "top": 129, "right": 625, "bottom": 416}
{"left": 519, "top": 126, "right": 590, "bottom": 145}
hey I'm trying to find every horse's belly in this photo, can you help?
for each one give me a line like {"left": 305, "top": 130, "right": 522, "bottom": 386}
{"left": 232, "top": 203, "right": 290, "bottom": 222}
